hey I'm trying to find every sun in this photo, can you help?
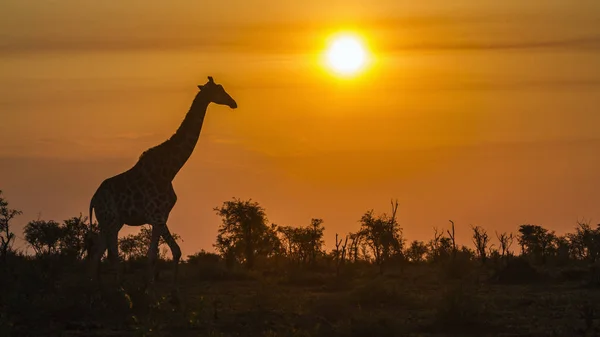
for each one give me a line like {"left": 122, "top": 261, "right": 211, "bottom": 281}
{"left": 325, "top": 33, "right": 369, "bottom": 76}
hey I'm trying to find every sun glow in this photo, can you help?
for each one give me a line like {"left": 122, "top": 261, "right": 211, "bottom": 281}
{"left": 324, "top": 33, "right": 369, "bottom": 77}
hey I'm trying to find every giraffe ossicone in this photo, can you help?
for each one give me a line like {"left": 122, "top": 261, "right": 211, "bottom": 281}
{"left": 88, "top": 76, "right": 237, "bottom": 285}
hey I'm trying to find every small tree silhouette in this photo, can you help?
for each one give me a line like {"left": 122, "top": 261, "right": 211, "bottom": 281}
{"left": 214, "top": 198, "right": 280, "bottom": 269}
{"left": 447, "top": 220, "right": 457, "bottom": 258}
{"left": 308, "top": 218, "right": 325, "bottom": 266}
{"left": 332, "top": 233, "right": 349, "bottom": 275}
{"left": 277, "top": 226, "right": 296, "bottom": 260}
{"left": 358, "top": 199, "right": 404, "bottom": 273}
{"left": 24, "top": 219, "right": 63, "bottom": 256}
{"left": 471, "top": 225, "right": 490, "bottom": 264}
{"left": 555, "top": 235, "right": 571, "bottom": 264}
{"left": 567, "top": 221, "right": 600, "bottom": 262}
{"left": 405, "top": 240, "right": 429, "bottom": 263}
{"left": 61, "top": 214, "right": 97, "bottom": 260}
{"left": 495, "top": 231, "right": 514, "bottom": 260}
{"left": 518, "top": 224, "right": 557, "bottom": 264}
{"left": 277, "top": 226, "right": 308, "bottom": 264}
{"left": 0, "top": 190, "right": 22, "bottom": 260}
{"left": 429, "top": 227, "right": 452, "bottom": 262}
{"left": 23, "top": 214, "right": 98, "bottom": 259}
{"left": 347, "top": 231, "right": 363, "bottom": 263}
{"left": 277, "top": 219, "right": 325, "bottom": 267}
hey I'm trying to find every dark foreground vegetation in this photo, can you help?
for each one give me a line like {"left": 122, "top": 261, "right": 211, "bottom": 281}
{"left": 2, "top": 190, "right": 600, "bottom": 336}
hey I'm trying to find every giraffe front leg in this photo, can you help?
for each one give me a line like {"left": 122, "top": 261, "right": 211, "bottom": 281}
{"left": 158, "top": 224, "right": 182, "bottom": 285}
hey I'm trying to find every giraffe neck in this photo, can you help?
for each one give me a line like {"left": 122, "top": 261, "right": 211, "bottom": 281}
{"left": 137, "top": 91, "right": 210, "bottom": 181}
{"left": 166, "top": 92, "right": 211, "bottom": 179}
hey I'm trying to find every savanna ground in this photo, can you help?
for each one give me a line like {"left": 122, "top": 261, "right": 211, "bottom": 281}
{"left": 3, "top": 254, "right": 600, "bottom": 337}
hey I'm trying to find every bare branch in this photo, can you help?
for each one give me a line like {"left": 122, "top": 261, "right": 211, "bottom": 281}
{"left": 447, "top": 220, "right": 457, "bottom": 258}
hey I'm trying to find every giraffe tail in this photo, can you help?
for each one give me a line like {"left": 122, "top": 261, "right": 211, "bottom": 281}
{"left": 89, "top": 192, "right": 96, "bottom": 229}
{"left": 85, "top": 192, "right": 97, "bottom": 261}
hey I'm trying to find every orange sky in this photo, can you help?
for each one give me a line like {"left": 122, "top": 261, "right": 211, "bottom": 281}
{"left": 1, "top": 1, "right": 600, "bottom": 255}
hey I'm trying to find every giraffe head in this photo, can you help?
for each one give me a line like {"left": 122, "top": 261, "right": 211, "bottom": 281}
{"left": 197, "top": 76, "right": 237, "bottom": 109}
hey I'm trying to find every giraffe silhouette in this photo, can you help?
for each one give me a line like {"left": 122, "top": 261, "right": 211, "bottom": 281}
{"left": 88, "top": 76, "right": 237, "bottom": 284}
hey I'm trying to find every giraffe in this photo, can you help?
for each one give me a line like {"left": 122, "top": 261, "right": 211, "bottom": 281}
{"left": 88, "top": 76, "right": 237, "bottom": 284}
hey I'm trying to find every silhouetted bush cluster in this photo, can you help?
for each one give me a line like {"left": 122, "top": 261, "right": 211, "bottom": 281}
{"left": 5, "top": 191, "right": 600, "bottom": 336}
{"left": 3, "top": 191, "right": 600, "bottom": 278}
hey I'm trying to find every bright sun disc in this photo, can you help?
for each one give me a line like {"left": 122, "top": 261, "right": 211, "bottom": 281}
{"left": 326, "top": 35, "right": 367, "bottom": 76}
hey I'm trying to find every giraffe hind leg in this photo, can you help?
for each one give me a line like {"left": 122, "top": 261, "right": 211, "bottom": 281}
{"left": 149, "top": 223, "right": 181, "bottom": 285}
{"left": 157, "top": 223, "right": 183, "bottom": 310}
{"left": 89, "top": 230, "right": 107, "bottom": 281}
{"left": 106, "top": 227, "right": 122, "bottom": 283}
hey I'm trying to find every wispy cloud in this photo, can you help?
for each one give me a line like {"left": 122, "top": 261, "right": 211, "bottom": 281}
{"left": 385, "top": 36, "right": 600, "bottom": 52}
{"left": 1, "top": 11, "right": 599, "bottom": 56}
{"left": 404, "top": 78, "right": 600, "bottom": 92}
{"left": 0, "top": 133, "right": 166, "bottom": 159}
{"left": 3, "top": 33, "right": 599, "bottom": 56}
{"left": 206, "top": 136, "right": 242, "bottom": 145}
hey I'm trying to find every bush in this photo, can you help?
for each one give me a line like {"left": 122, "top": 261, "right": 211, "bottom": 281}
{"left": 282, "top": 267, "right": 329, "bottom": 287}
{"left": 443, "top": 258, "right": 474, "bottom": 281}
{"left": 185, "top": 251, "right": 230, "bottom": 281}
{"left": 492, "top": 257, "right": 543, "bottom": 284}
{"left": 186, "top": 250, "right": 221, "bottom": 265}
{"left": 339, "top": 313, "right": 405, "bottom": 337}
{"left": 432, "top": 283, "right": 489, "bottom": 331}
{"left": 588, "top": 263, "right": 600, "bottom": 287}
{"left": 558, "top": 267, "right": 589, "bottom": 283}
{"left": 349, "top": 278, "right": 418, "bottom": 309}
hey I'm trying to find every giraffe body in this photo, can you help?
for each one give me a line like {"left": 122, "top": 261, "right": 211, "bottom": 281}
{"left": 90, "top": 171, "right": 178, "bottom": 230}
{"left": 88, "top": 76, "right": 237, "bottom": 284}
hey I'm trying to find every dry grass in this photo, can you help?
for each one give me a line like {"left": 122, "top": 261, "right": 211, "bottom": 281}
{"left": 2, "top": 258, "right": 600, "bottom": 337}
